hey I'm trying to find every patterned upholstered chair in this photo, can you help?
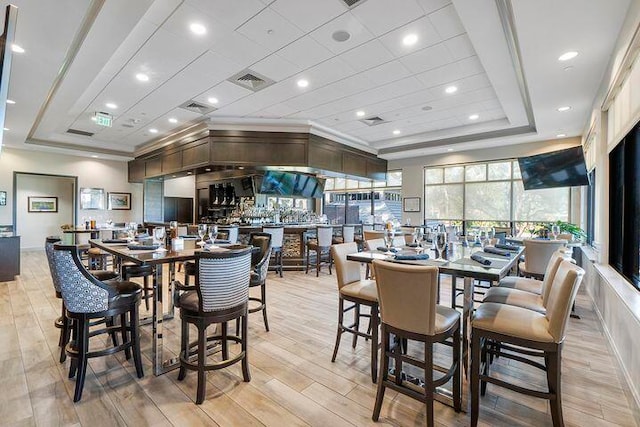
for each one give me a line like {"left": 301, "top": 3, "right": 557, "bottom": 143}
{"left": 52, "top": 244, "right": 143, "bottom": 402}
{"left": 176, "top": 247, "right": 252, "bottom": 404}
{"left": 247, "top": 232, "right": 272, "bottom": 331}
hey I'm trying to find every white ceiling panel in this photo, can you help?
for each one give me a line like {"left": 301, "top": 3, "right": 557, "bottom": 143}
{"left": 428, "top": 3, "right": 465, "bottom": 39}
{"left": 338, "top": 39, "right": 395, "bottom": 72}
{"left": 237, "top": 7, "right": 304, "bottom": 51}
{"left": 188, "top": 0, "right": 267, "bottom": 29}
{"left": 251, "top": 53, "right": 301, "bottom": 82}
{"left": 378, "top": 16, "right": 442, "bottom": 57}
{"left": 192, "top": 80, "right": 254, "bottom": 109}
{"left": 399, "top": 42, "right": 453, "bottom": 74}
{"left": 416, "top": 0, "right": 451, "bottom": 15}
{"left": 301, "top": 56, "right": 356, "bottom": 88}
{"left": 350, "top": 0, "right": 424, "bottom": 36}
{"left": 444, "top": 33, "right": 475, "bottom": 61}
{"left": 310, "top": 11, "right": 375, "bottom": 55}
{"left": 414, "top": 55, "right": 483, "bottom": 88}
{"left": 254, "top": 103, "right": 299, "bottom": 118}
{"left": 360, "top": 60, "right": 412, "bottom": 85}
{"left": 208, "top": 31, "right": 269, "bottom": 69}
{"left": 270, "top": 0, "right": 347, "bottom": 32}
{"left": 161, "top": 3, "right": 232, "bottom": 48}
{"left": 277, "top": 36, "right": 334, "bottom": 70}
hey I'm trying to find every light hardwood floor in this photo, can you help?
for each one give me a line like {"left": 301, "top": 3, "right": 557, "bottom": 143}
{"left": 0, "top": 250, "right": 638, "bottom": 427}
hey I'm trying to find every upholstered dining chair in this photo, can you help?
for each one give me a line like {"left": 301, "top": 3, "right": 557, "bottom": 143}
{"left": 247, "top": 232, "right": 272, "bottom": 331}
{"left": 332, "top": 224, "right": 356, "bottom": 244}
{"left": 372, "top": 259, "right": 461, "bottom": 424}
{"left": 52, "top": 244, "right": 143, "bottom": 402}
{"left": 331, "top": 242, "right": 379, "bottom": 382}
{"left": 262, "top": 225, "right": 284, "bottom": 277}
{"left": 306, "top": 225, "right": 333, "bottom": 276}
{"left": 519, "top": 239, "right": 567, "bottom": 279}
{"left": 471, "top": 260, "right": 585, "bottom": 426}
{"left": 176, "top": 247, "right": 252, "bottom": 404}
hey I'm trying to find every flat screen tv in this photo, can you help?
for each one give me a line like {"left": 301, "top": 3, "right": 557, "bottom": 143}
{"left": 259, "top": 171, "right": 325, "bottom": 198}
{"left": 518, "top": 146, "right": 590, "bottom": 190}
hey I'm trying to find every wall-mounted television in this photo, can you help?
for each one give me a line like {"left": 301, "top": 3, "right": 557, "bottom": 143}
{"left": 259, "top": 171, "right": 325, "bottom": 198}
{"left": 518, "top": 146, "right": 590, "bottom": 190}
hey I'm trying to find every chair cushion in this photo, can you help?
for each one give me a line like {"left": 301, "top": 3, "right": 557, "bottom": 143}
{"left": 250, "top": 271, "right": 262, "bottom": 286}
{"left": 90, "top": 270, "right": 119, "bottom": 281}
{"left": 483, "top": 287, "right": 545, "bottom": 313}
{"left": 340, "top": 279, "right": 378, "bottom": 302}
{"left": 473, "top": 302, "right": 553, "bottom": 343}
{"left": 178, "top": 290, "right": 199, "bottom": 313}
{"left": 498, "top": 276, "right": 542, "bottom": 294}
{"left": 435, "top": 305, "right": 460, "bottom": 334}
{"left": 106, "top": 280, "right": 142, "bottom": 308}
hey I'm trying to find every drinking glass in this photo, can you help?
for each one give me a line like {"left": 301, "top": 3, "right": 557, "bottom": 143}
{"left": 197, "top": 224, "right": 208, "bottom": 246}
{"left": 551, "top": 225, "right": 561, "bottom": 240}
{"left": 435, "top": 232, "right": 447, "bottom": 260}
{"left": 126, "top": 222, "right": 136, "bottom": 240}
{"left": 479, "top": 229, "right": 489, "bottom": 248}
{"left": 153, "top": 227, "right": 166, "bottom": 248}
{"left": 383, "top": 229, "right": 395, "bottom": 255}
{"left": 208, "top": 225, "right": 219, "bottom": 247}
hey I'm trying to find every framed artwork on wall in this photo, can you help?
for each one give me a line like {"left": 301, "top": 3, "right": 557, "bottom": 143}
{"left": 108, "top": 192, "right": 131, "bottom": 210}
{"left": 28, "top": 196, "right": 58, "bottom": 212}
{"left": 80, "top": 187, "right": 104, "bottom": 210}
{"left": 403, "top": 197, "right": 421, "bottom": 212}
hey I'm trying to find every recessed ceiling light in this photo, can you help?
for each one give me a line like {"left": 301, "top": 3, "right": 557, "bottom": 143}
{"left": 3, "top": 127, "right": 8, "bottom": 131}
{"left": 136, "top": 73, "right": 149, "bottom": 82}
{"left": 6, "top": 99, "right": 15, "bottom": 104}
{"left": 168, "top": 117, "right": 178, "bottom": 124}
{"left": 149, "top": 128, "right": 158, "bottom": 133}
{"left": 207, "top": 97, "right": 219, "bottom": 104}
{"left": 297, "top": 79, "right": 309, "bottom": 88}
{"left": 393, "top": 130, "right": 401, "bottom": 135}
{"left": 558, "top": 51, "right": 578, "bottom": 61}
{"left": 238, "top": 166, "right": 245, "bottom": 170}
{"left": 556, "top": 133, "right": 566, "bottom": 138}
{"left": 557, "top": 106, "right": 571, "bottom": 112}
{"left": 447, "top": 148, "right": 454, "bottom": 152}
{"left": 205, "top": 168, "right": 211, "bottom": 172}
{"left": 402, "top": 33, "right": 418, "bottom": 46}
{"left": 469, "top": 114, "right": 479, "bottom": 120}
{"left": 332, "top": 30, "right": 351, "bottom": 42}
{"left": 105, "top": 102, "right": 117, "bottom": 109}
{"left": 445, "top": 86, "right": 458, "bottom": 94}
{"left": 91, "top": 116, "right": 97, "bottom": 121}
{"left": 91, "top": 155, "right": 98, "bottom": 158}
{"left": 11, "top": 44, "right": 24, "bottom": 53}
{"left": 356, "top": 110, "right": 365, "bottom": 117}
{"left": 189, "top": 23, "right": 206, "bottom": 35}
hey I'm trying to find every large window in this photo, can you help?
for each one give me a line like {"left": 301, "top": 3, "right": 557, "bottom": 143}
{"left": 609, "top": 127, "right": 640, "bottom": 290}
{"left": 424, "top": 160, "right": 570, "bottom": 233}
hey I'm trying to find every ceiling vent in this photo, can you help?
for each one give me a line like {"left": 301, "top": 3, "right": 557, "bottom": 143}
{"left": 121, "top": 123, "right": 135, "bottom": 128}
{"left": 67, "top": 128, "right": 94, "bottom": 137}
{"left": 340, "top": 0, "right": 368, "bottom": 8}
{"left": 228, "top": 69, "right": 275, "bottom": 92}
{"left": 360, "top": 116, "right": 387, "bottom": 126}
{"left": 178, "top": 100, "right": 217, "bottom": 115}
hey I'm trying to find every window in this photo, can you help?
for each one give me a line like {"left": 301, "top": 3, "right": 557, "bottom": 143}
{"left": 609, "top": 127, "right": 640, "bottom": 289}
{"left": 586, "top": 170, "right": 596, "bottom": 245}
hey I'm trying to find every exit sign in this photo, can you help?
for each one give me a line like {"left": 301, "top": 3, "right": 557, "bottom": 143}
{"left": 95, "top": 112, "right": 112, "bottom": 127}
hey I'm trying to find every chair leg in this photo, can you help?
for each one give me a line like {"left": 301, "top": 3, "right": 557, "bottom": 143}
{"left": 241, "top": 312, "right": 251, "bottom": 382}
{"left": 305, "top": 248, "right": 310, "bottom": 274}
{"left": 196, "top": 323, "right": 207, "bottom": 404}
{"left": 131, "top": 304, "right": 144, "bottom": 378}
{"left": 352, "top": 304, "right": 360, "bottom": 349}
{"left": 424, "top": 340, "right": 434, "bottom": 427}
{"left": 547, "top": 348, "right": 564, "bottom": 427}
{"left": 73, "top": 317, "right": 90, "bottom": 402}
{"left": 372, "top": 325, "right": 388, "bottom": 421}
{"left": 261, "top": 283, "right": 269, "bottom": 332}
{"left": 221, "top": 322, "right": 229, "bottom": 360}
{"left": 370, "top": 304, "right": 379, "bottom": 384}
{"left": 59, "top": 305, "right": 70, "bottom": 363}
{"left": 278, "top": 251, "right": 283, "bottom": 278}
{"left": 106, "top": 317, "right": 119, "bottom": 349}
{"left": 68, "top": 319, "right": 78, "bottom": 378}
{"left": 316, "top": 249, "right": 320, "bottom": 277}
{"left": 331, "top": 298, "right": 344, "bottom": 363}
{"left": 143, "top": 276, "right": 150, "bottom": 311}
{"left": 453, "top": 322, "right": 462, "bottom": 412}
{"left": 177, "top": 317, "right": 188, "bottom": 381}
{"left": 471, "top": 331, "right": 482, "bottom": 427}
{"left": 119, "top": 313, "right": 131, "bottom": 360}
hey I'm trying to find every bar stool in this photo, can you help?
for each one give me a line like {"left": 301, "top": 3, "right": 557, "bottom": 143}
{"left": 246, "top": 232, "right": 272, "bottom": 331}
{"left": 121, "top": 263, "right": 155, "bottom": 311}
{"left": 262, "top": 225, "right": 284, "bottom": 277}
{"left": 176, "top": 247, "right": 252, "bottom": 404}
{"left": 219, "top": 225, "right": 239, "bottom": 244}
{"left": 52, "top": 244, "right": 144, "bottom": 402}
{"left": 87, "top": 247, "right": 109, "bottom": 270}
{"left": 519, "top": 239, "right": 567, "bottom": 279}
{"left": 332, "top": 224, "right": 355, "bottom": 244}
{"left": 306, "top": 225, "right": 333, "bottom": 276}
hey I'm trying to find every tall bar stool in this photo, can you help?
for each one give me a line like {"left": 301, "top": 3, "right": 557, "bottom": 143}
{"left": 332, "top": 224, "right": 356, "bottom": 244}
{"left": 306, "top": 225, "right": 333, "bottom": 276}
{"left": 121, "top": 263, "right": 155, "bottom": 311}
{"left": 372, "top": 259, "right": 461, "bottom": 424}
{"left": 52, "top": 244, "right": 144, "bottom": 402}
{"left": 519, "top": 239, "right": 567, "bottom": 279}
{"left": 219, "top": 225, "right": 239, "bottom": 244}
{"left": 176, "top": 247, "right": 252, "bottom": 404}
{"left": 471, "top": 260, "right": 585, "bottom": 426}
{"left": 262, "top": 225, "right": 284, "bottom": 277}
{"left": 246, "top": 232, "right": 272, "bottom": 331}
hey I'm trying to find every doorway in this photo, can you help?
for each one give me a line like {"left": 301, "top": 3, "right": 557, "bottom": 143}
{"left": 14, "top": 172, "right": 77, "bottom": 250}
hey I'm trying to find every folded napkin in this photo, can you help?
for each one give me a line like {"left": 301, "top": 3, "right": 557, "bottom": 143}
{"left": 206, "top": 239, "right": 231, "bottom": 244}
{"left": 471, "top": 253, "right": 492, "bottom": 265}
{"left": 394, "top": 253, "right": 429, "bottom": 260}
{"left": 495, "top": 243, "right": 519, "bottom": 251}
{"left": 102, "top": 238, "right": 128, "bottom": 244}
{"left": 406, "top": 243, "right": 419, "bottom": 248}
{"left": 483, "top": 247, "right": 511, "bottom": 257}
{"left": 377, "top": 246, "right": 398, "bottom": 253}
{"left": 127, "top": 244, "right": 160, "bottom": 250}
{"left": 180, "top": 234, "right": 199, "bottom": 238}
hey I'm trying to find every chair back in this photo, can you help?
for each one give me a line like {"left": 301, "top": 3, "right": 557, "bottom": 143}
{"left": 331, "top": 242, "right": 361, "bottom": 290}
{"left": 494, "top": 231, "right": 507, "bottom": 244}
{"left": 557, "top": 233, "right": 573, "bottom": 242}
{"left": 541, "top": 250, "right": 575, "bottom": 306}
{"left": 364, "top": 230, "right": 385, "bottom": 241}
{"left": 45, "top": 236, "right": 62, "bottom": 293}
{"left": 544, "top": 260, "right": 585, "bottom": 342}
{"left": 249, "top": 232, "right": 272, "bottom": 266}
{"left": 341, "top": 225, "right": 355, "bottom": 243}
{"left": 523, "top": 239, "right": 567, "bottom": 275}
{"left": 195, "top": 247, "right": 252, "bottom": 312}
{"left": 262, "top": 225, "right": 284, "bottom": 248}
{"left": 373, "top": 260, "right": 439, "bottom": 336}
{"left": 316, "top": 226, "right": 334, "bottom": 247}
{"left": 393, "top": 236, "right": 406, "bottom": 247}
{"left": 364, "top": 238, "right": 385, "bottom": 251}
{"left": 52, "top": 244, "right": 115, "bottom": 313}
{"left": 219, "top": 225, "right": 239, "bottom": 244}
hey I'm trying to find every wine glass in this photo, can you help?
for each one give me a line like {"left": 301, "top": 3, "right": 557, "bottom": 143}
{"left": 197, "top": 224, "right": 207, "bottom": 246}
{"left": 153, "top": 227, "right": 166, "bottom": 248}
{"left": 479, "top": 229, "right": 489, "bottom": 249}
{"left": 551, "top": 224, "right": 561, "bottom": 240}
{"left": 435, "top": 231, "right": 447, "bottom": 261}
{"left": 383, "top": 228, "right": 395, "bottom": 255}
{"left": 208, "top": 225, "right": 219, "bottom": 247}
{"left": 414, "top": 227, "right": 424, "bottom": 253}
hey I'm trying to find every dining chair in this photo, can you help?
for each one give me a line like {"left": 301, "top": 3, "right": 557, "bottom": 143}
{"left": 519, "top": 239, "right": 567, "bottom": 279}
{"left": 330, "top": 242, "right": 379, "bottom": 382}
{"left": 372, "top": 259, "right": 461, "bottom": 424}
{"left": 176, "top": 247, "right": 252, "bottom": 404}
{"left": 247, "top": 232, "right": 272, "bottom": 331}
{"left": 262, "top": 225, "right": 284, "bottom": 277}
{"left": 494, "top": 249, "right": 573, "bottom": 295}
{"left": 306, "top": 225, "right": 333, "bottom": 276}
{"left": 471, "top": 260, "right": 585, "bottom": 426}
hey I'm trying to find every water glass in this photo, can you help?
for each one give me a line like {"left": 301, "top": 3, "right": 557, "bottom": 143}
{"left": 208, "top": 225, "right": 219, "bottom": 244}
{"left": 435, "top": 232, "right": 447, "bottom": 260}
{"left": 551, "top": 225, "right": 561, "bottom": 240}
{"left": 383, "top": 229, "right": 395, "bottom": 254}
{"left": 197, "top": 224, "right": 207, "bottom": 245}
{"left": 153, "top": 227, "right": 166, "bottom": 247}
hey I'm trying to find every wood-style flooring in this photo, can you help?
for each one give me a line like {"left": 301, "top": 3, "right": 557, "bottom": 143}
{"left": 0, "top": 250, "right": 638, "bottom": 426}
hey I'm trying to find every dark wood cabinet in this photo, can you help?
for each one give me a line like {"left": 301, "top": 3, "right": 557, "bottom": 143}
{"left": 164, "top": 197, "right": 194, "bottom": 223}
{"left": 0, "top": 236, "right": 20, "bottom": 282}
{"left": 182, "top": 139, "right": 210, "bottom": 168}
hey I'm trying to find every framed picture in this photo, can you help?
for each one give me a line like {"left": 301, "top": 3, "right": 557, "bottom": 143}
{"left": 0, "top": 191, "right": 6, "bottom": 206}
{"left": 108, "top": 192, "right": 131, "bottom": 210}
{"left": 28, "top": 196, "right": 58, "bottom": 212}
{"left": 80, "top": 187, "right": 104, "bottom": 210}
{"left": 403, "top": 197, "right": 421, "bottom": 212}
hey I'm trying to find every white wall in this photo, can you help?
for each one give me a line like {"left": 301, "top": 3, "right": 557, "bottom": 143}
{"left": 163, "top": 175, "right": 195, "bottom": 198}
{"left": 0, "top": 147, "right": 143, "bottom": 246}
